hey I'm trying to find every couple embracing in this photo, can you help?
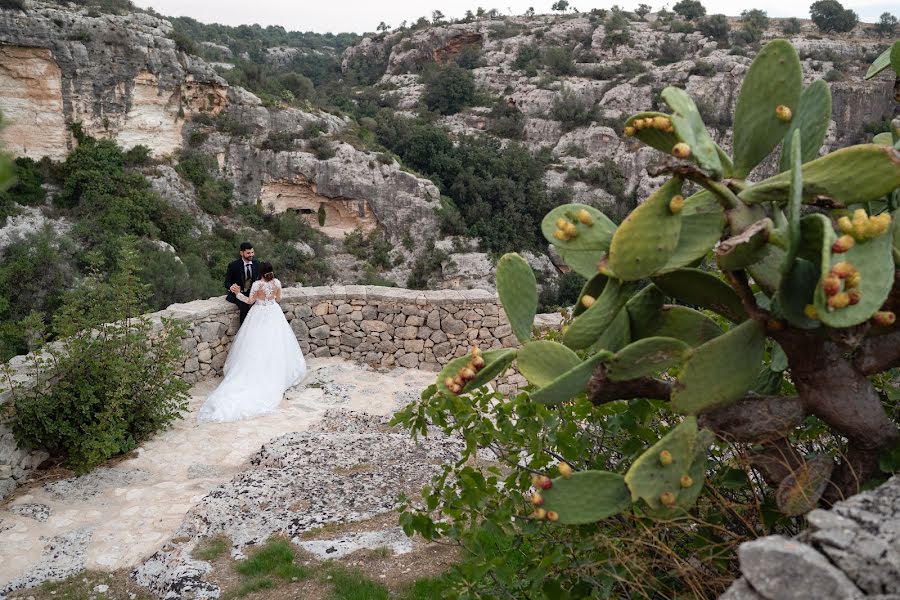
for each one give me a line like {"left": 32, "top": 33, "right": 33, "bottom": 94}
{"left": 197, "top": 242, "right": 308, "bottom": 423}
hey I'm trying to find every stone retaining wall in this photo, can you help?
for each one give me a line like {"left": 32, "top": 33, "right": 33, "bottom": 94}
{"left": 0, "top": 285, "right": 534, "bottom": 500}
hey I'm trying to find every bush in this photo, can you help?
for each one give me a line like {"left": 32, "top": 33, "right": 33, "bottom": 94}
{"left": 689, "top": 60, "right": 716, "bottom": 77}
{"left": 602, "top": 8, "right": 632, "bottom": 49}
{"left": 656, "top": 37, "right": 688, "bottom": 64}
{"left": 489, "top": 99, "right": 526, "bottom": 139}
{"left": 672, "top": 0, "right": 706, "bottom": 20}
{"left": 175, "top": 150, "right": 232, "bottom": 215}
{"left": 8, "top": 246, "right": 189, "bottom": 473}
{"left": 406, "top": 240, "right": 449, "bottom": 289}
{"left": 551, "top": 88, "right": 597, "bottom": 131}
{"left": 824, "top": 68, "right": 842, "bottom": 81}
{"left": 566, "top": 160, "right": 626, "bottom": 198}
{"left": 421, "top": 63, "right": 476, "bottom": 115}
{"left": 698, "top": 14, "right": 730, "bottom": 42}
{"left": 0, "top": 0, "right": 25, "bottom": 9}
{"left": 538, "top": 270, "right": 585, "bottom": 312}
{"left": 307, "top": 136, "right": 336, "bottom": 160}
{"left": 123, "top": 145, "right": 152, "bottom": 167}
{"left": 454, "top": 43, "right": 483, "bottom": 69}
{"left": 541, "top": 46, "right": 575, "bottom": 76}
{"left": 0, "top": 157, "right": 46, "bottom": 206}
{"left": 342, "top": 226, "right": 393, "bottom": 271}
{"left": 876, "top": 12, "right": 898, "bottom": 37}
{"left": 810, "top": 0, "right": 858, "bottom": 32}
{"left": 783, "top": 17, "right": 802, "bottom": 34}
{"left": 513, "top": 44, "right": 541, "bottom": 76}
{"left": 188, "top": 130, "right": 209, "bottom": 148}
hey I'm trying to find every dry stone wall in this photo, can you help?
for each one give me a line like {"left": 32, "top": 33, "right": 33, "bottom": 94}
{"left": 0, "top": 285, "right": 528, "bottom": 500}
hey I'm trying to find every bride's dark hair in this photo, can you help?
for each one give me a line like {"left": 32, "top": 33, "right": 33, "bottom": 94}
{"left": 260, "top": 262, "right": 275, "bottom": 281}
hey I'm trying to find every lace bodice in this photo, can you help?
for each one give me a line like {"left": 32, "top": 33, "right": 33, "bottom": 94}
{"left": 238, "top": 278, "right": 282, "bottom": 306}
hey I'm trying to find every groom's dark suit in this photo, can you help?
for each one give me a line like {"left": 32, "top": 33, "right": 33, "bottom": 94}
{"left": 225, "top": 258, "right": 260, "bottom": 325}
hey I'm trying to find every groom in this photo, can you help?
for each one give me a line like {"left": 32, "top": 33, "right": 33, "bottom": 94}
{"left": 225, "top": 242, "right": 259, "bottom": 325}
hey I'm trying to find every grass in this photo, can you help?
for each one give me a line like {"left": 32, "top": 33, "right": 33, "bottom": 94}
{"left": 327, "top": 565, "right": 391, "bottom": 599}
{"left": 234, "top": 540, "right": 311, "bottom": 581}
{"left": 193, "top": 535, "right": 230, "bottom": 561}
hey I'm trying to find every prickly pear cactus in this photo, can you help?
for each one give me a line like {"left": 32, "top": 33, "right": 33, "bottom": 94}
{"left": 428, "top": 39, "right": 900, "bottom": 524}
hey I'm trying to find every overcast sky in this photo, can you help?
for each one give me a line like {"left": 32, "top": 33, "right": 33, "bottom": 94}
{"left": 131, "top": 0, "right": 895, "bottom": 34}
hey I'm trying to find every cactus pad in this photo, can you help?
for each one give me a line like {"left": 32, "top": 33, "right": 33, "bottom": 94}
{"left": 542, "top": 204, "right": 617, "bottom": 278}
{"left": 671, "top": 319, "right": 766, "bottom": 415}
{"left": 574, "top": 273, "right": 608, "bottom": 317}
{"left": 715, "top": 218, "right": 773, "bottom": 271}
{"left": 496, "top": 253, "right": 538, "bottom": 344}
{"left": 435, "top": 348, "right": 517, "bottom": 396}
{"left": 529, "top": 350, "right": 613, "bottom": 406}
{"left": 624, "top": 111, "right": 679, "bottom": 155}
{"left": 607, "top": 336, "right": 690, "bottom": 381}
{"left": 662, "top": 87, "right": 724, "bottom": 178}
{"left": 658, "top": 190, "right": 727, "bottom": 273}
{"left": 739, "top": 144, "right": 900, "bottom": 206}
{"left": 632, "top": 305, "right": 723, "bottom": 347}
{"left": 609, "top": 178, "right": 684, "bottom": 281}
{"left": 516, "top": 340, "right": 581, "bottom": 388}
{"left": 624, "top": 417, "right": 713, "bottom": 514}
{"left": 778, "top": 80, "right": 832, "bottom": 173}
{"left": 594, "top": 308, "right": 632, "bottom": 353}
{"left": 653, "top": 268, "right": 747, "bottom": 323}
{"left": 775, "top": 455, "right": 834, "bottom": 516}
{"left": 732, "top": 40, "right": 802, "bottom": 178}
{"left": 564, "top": 279, "right": 640, "bottom": 349}
{"left": 773, "top": 258, "right": 821, "bottom": 328}
{"left": 538, "top": 470, "right": 633, "bottom": 524}
{"left": 814, "top": 221, "right": 895, "bottom": 328}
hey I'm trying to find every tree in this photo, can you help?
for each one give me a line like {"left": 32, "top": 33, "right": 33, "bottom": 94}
{"left": 525, "top": 6, "right": 535, "bottom": 16}
{"left": 463, "top": 9, "right": 475, "bottom": 21}
{"left": 672, "top": 0, "right": 705, "bottom": 20}
{"left": 421, "top": 63, "right": 476, "bottom": 115}
{"left": 393, "top": 39, "right": 900, "bottom": 598}
{"left": 740, "top": 8, "right": 769, "bottom": 43}
{"left": 698, "top": 13, "right": 729, "bottom": 42}
{"left": 551, "top": 0, "right": 569, "bottom": 12}
{"left": 376, "top": 21, "right": 389, "bottom": 32}
{"left": 432, "top": 9, "right": 445, "bottom": 24}
{"left": 810, "top": 0, "right": 858, "bottom": 33}
{"left": 783, "top": 17, "right": 802, "bottom": 34}
{"left": 636, "top": 3, "right": 652, "bottom": 18}
{"left": 476, "top": 6, "right": 485, "bottom": 17}
{"left": 876, "top": 12, "right": 898, "bottom": 37}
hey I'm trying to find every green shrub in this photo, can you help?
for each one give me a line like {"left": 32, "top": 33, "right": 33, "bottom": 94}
{"left": 542, "top": 46, "right": 576, "bottom": 76}
{"left": 551, "top": 88, "right": 597, "bottom": 131}
{"left": 566, "top": 160, "right": 626, "bottom": 198}
{"left": 783, "top": 17, "right": 802, "bottom": 34}
{"left": 406, "top": 240, "right": 449, "bottom": 289}
{"left": 421, "top": 63, "right": 476, "bottom": 115}
{"left": 875, "top": 12, "right": 898, "bottom": 37}
{"left": 689, "top": 60, "right": 716, "bottom": 76}
{"left": 188, "top": 130, "right": 209, "bottom": 148}
{"left": 672, "top": 0, "right": 706, "bottom": 20}
{"left": 8, "top": 245, "right": 190, "bottom": 473}
{"left": 489, "top": 99, "right": 526, "bottom": 139}
{"left": 123, "top": 145, "right": 152, "bottom": 167}
{"left": 0, "top": 0, "right": 25, "bottom": 10}
{"left": 656, "top": 37, "right": 687, "bottom": 64}
{"left": 699, "top": 13, "right": 730, "bottom": 42}
{"left": 343, "top": 227, "right": 393, "bottom": 271}
{"left": 0, "top": 157, "right": 46, "bottom": 206}
{"left": 810, "top": 0, "right": 858, "bottom": 32}
{"left": 824, "top": 68, "right": 841, "bottom": 81}
{"left": 307, "top": 136, "right": 336, "bottom": 160}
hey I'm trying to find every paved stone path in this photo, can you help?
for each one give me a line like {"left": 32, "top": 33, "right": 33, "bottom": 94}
{"left": 0, "top": 359, "right": 438, "bottom": 597}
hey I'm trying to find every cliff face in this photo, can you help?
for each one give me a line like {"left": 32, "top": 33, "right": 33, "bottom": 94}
{"left": 0, "top": 3, "right": 226, "bottom": 159}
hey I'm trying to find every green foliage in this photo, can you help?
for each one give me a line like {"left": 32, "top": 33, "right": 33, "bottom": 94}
{"left": 551, "top": 88, "right": 598, "bottom": 131}
{"left": 542, "top": 46, "right": 576, "bottom": 76}
{"left": 513, "top": 44, "right": 541, "bottom": 76}
{"left": 488, "top": 99, "right": 526, "bottom": 139}
{"left": 783, "top": 17, "right": 802, "bottom": 34}
{"left": 876, "top": 12, "right": 898, "bottom": 37}
{"left": 342, "top": 227, "right": 394, "bottom": 271}
{"left": 698, "top": 14, "right": 730, "bottom": 43}
{"left": 810, "top": 0, "right": 858, "bottom": 33}
{"left": 0, "top": 0, "right": 25, "bottom": 9}
{"left": 602, "top": 8, "right": 632, "bottom": 49}
{"left": 406, "top": 240, "right": 449, "bottom": 289}
{"left": 307, "top": 136, "right": 336, "bottom": 160}
{"left": 566, "top": 160, "right": 626, "bottom": 198}
{"left": 740, "top": 9, "right": 769, "bottom": 43}
{"left": 8, "top": 245, "right": 190, "bottom": 473}
{"left": 673, "top": 0, "right": 706, "bottom": 20}
{"left": 175, "top": 149, "right": 233, "bottom": 215}
{"left": 421, "top": 63, "right": 476, "bottom": 115}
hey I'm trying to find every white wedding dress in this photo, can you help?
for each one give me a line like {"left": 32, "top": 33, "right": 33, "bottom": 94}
{"left": 197, "top": 278, "right": 307, "bottom": 423}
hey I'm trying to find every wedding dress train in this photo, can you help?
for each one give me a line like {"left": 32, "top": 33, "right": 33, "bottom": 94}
{"left": 197, "top": 279, "right": 307, "bottom": 423}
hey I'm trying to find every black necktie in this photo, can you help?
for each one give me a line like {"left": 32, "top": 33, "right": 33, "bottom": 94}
{"left": 244, "top": 264, "right": 251, "bottom": 289}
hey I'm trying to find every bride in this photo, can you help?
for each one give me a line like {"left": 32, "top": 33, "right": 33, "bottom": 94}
{"left": 198, "top": 262, "right": 307, "bottom": 423}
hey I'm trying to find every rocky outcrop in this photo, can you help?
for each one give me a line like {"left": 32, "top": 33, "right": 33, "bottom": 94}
{"left": 0, "top": 2, "right": 226, "bottom": 158}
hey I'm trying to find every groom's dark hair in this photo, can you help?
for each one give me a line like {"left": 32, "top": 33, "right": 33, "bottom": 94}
{"left": 239, "top": 242, "right": 253, "bottom": 251}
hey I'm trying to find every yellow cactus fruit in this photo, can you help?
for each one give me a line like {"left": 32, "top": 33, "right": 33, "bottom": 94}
{"left": 576, "top": 209, "right": 594, "bottom": 226}
{"left": 556, "top": 217, "right": 568, "bottom": 229}
{"left": 803, "top": 304, "right": 819, "bottom": 320}
{"left": 766, "top": 319, "right": 785, "bottom": 332}
{"left": 531, "top": 493, "right": 544, "bottom": 506}
{"left": 672, "top": 142, "right": 692, "bottom": 159}
{"left": 837, "top": 216, "right": 854, "bottom": 235}
{"left": 563, "top": 222, "right": 578, "bottom": 238}
{"left": 581, "top": 294, "right": 596, "bottom": 308}
{"left": 471, "top": 346, "right": 481, "bottom": 357}
{"left": 624, "top": 125, "right": 636, "bottom": 136}
{"left": 546, "top": 510, "right": 560, "bottom": 522}
{"left": 822, "top": 275, "right": 842, "bottom": 297}
{"left": 642, "top": 118, "right": 656, "bottom": 129}
{"left": 533, "top": 507, "right": 547, "bottom": 520}
{"left": 874, "top": 311, "right": 897, "bottom": 326}
{"left": 847, "top": 289, "right": 861, "bottom": 305}
{"left": 553, "top": 229, "right": 570, "bottom": 242}
{"left": 659, "top": 450, "right": 673, "bottom": 466}
{"left": 653, "top": 116, "right": 670, "bottom": 129}
{"left": 775, "top": 104, "right": 793, "bottom": 122}
{"left": 471, "top": 354, "right": 485, "bottom": 369}
{"left": 634, "top": 119, "right": 646, "bottom": 130}
{"left": 597, "top": 256, "right": 612, "bottom": 276}
{"left": 448, "top": 382, "right": 462, "bottom": 395}
{"left": 828, "top": 292, "right": 851, "bottom": 309}
{"left": 831, "top": 235, "right": 855, "bottom": 253}
{"left": 830, "top": 262, "right": 855, "bottom": 279}
{"left": 659, "top": 491, "right": 677, "bottom": 507}
{"left": 669, "top": 195, "right": 685, "bottom": 214}
{"left": 444, "top": 377, "right": 455, "bottom": 388}
{"left": 460, "top": 367, "right": 476, "bottom": 381}
{"left": 558, "top": 462, "right": 573, "bottom": 479}
{"left": 679, "top": 475, "right": 693, "bottom": 488}
{"left": 453, "top": 374, "right": 464, "bottom": 386}
{"left": 845, "top": 272, "right": 862, "bottom": 290}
